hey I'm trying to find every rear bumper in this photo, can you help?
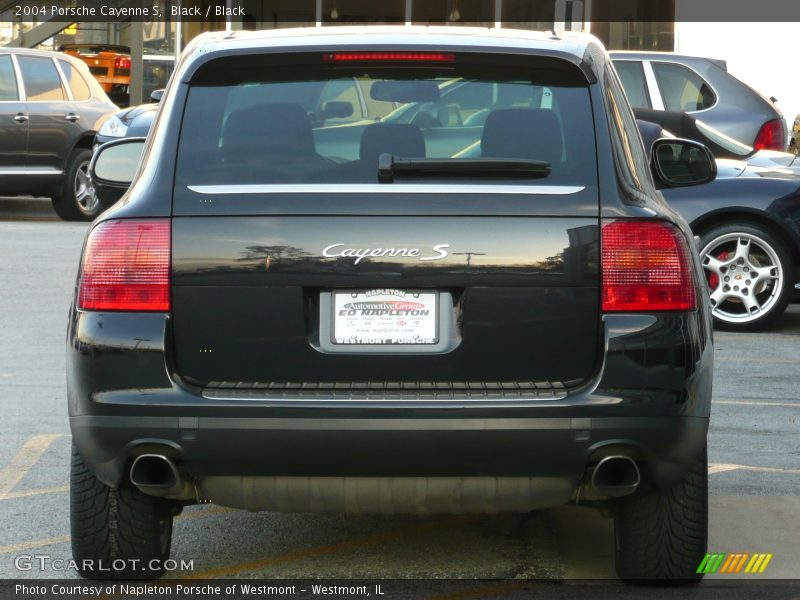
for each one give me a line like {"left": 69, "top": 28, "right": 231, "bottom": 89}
{"left": 71, "top": 412, "right": 707, "bottom": 496}
{"left": 67, "top": 309, "right": 713, "bottom": 504}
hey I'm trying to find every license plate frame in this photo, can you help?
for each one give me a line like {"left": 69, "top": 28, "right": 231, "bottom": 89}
{"left": 331, "top": 289, "right": 439, "bottom": 346}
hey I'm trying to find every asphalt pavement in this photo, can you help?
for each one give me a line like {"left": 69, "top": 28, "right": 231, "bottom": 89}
{"left": 1, "top": 198, "right": 798, "bottom": 589}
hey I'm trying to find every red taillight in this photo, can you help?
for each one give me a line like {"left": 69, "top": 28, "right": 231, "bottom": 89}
{"left": 323, "top": 52, "right": 455, "bottom": 63}
{"left": 114, "top": 56, "right": 131, "bottom": 70}
{"left": 602, "top": 220, "right": 697, "bottom": 312}
{"left": 753, "top": 119, "right": 786, "bottom": 151}
{"left": 78, "top": 219, "right": 170, "bottom": 312}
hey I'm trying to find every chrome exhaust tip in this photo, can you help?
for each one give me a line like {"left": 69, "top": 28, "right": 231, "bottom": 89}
{"left": 590, "top": 455, "right": 641, "bottom": 498}
{"left": 130, "top": 454, "right": 193, "bottom": 500}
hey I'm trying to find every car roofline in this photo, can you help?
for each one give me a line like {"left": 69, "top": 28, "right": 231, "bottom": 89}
{"left": 176, "top": 26, "right": 605, "bottom": 84}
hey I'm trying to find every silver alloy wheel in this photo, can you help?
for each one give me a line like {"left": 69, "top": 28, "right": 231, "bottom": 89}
{"left": 75, "top": 159, "right": 99, "bottom": 216}
{"left": 700, "top": 232, "right": 783, "bottom": 325}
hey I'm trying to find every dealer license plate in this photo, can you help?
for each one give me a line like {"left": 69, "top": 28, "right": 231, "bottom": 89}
{"left": 332, "top": 289, "right": 438, "bottom": 345}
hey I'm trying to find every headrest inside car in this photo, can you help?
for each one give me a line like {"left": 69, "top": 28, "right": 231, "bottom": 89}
{"left": 481, "top": 108, "right": 563, "bottom": 165}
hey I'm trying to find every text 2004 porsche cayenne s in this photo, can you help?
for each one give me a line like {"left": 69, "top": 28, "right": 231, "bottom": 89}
{"left": 69, "top": 27, "right": 715, "bottom": 581}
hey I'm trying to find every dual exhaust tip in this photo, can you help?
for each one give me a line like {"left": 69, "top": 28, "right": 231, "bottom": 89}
{"left": 130, "top": 453, "right": 641, "bottom": 502}
{"left": 129, "top": 454, "right": 193, "bottom": 500}
{"left": 590, "top": 455, "right": 641, "bottom": 498}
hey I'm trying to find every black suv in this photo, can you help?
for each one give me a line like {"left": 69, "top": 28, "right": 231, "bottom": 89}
{"left": 71, "top": 28, "right": 715, "bottom": 581}
{"left": 0, "top": 48, "right": 117, "bottom": 220}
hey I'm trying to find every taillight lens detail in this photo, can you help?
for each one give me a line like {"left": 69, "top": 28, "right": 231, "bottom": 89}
{"left": 114, "top": 56, "right": 131, "bottom": 70}
{"left": 78, "top": 219, "right": 170, "bottom": 312}
{"left": 602, "top": 220, "right": 697, "bottom": 312}
{"left": 753, "top": 119, "right": 786, "bottom": 151}
{"left": 323, "top": 52, "right": 455, "bottom": 63}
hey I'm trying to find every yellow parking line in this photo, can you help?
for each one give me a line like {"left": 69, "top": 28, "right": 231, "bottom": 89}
{"left": 0, "top": 485, "right": 69, "bottom": 500}
{"left": 714, "top": 400, "right": 800, "bottom": 408}
{"left": 0, "top": 504, "right": 234, "bottom": 555}
{"left": 709, "top": 463, "right": 800, "bottom": 475}
{"left": 0, "top": 535, "right": 71, "bottom": 555}
{"left": 709, "top": 463, "right": 741, "bottom": 474}
{"left": 179, "top": 514, "right": 481, "bottom": 579}
{"left": 0, "top": 434, "right": 62, "bottom": 499}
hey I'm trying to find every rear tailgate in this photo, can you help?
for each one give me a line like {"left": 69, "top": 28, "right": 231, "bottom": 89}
{"left": 169, "top": 51, "right": 601, "bottom": 394}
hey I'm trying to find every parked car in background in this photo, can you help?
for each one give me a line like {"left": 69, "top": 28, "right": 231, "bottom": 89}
{"left": 0, "top": 47, "right": 117, "bottom": 220}
{"left": 634, "top": 107, "right": 800, "bottom": 176}
{"left": 94, "top": 90, "right": 161, "bottom": 147}
{"left": 636, "top": 118, "right": 800, "bottom": 331}
{"left": 59, "top": 44, "right": 131, "bottom": 106}
{"left": 611, "top": 51, "right": 787, "bottom": 152}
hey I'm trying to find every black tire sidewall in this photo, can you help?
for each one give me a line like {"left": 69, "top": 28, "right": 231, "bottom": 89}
{"left": 699, "top": 222, "right": 793, "bottom": 331}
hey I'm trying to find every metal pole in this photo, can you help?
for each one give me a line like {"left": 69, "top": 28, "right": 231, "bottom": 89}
{"left": 129, "top": 21, "right": 144, "bottom": 105}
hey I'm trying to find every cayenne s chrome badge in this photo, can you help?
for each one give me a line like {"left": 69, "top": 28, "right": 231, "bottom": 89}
{"left": 322, "top": 243, "right": 450, "bottom": 264}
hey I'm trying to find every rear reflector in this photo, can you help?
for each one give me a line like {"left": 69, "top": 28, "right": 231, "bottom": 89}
{"left": 753, "top": 118, "right": 786, "bottom": 151}
{"left": 78, "top": 219, "right": 170, "bottom": 312}
{"left": 602, "top": 220, "right": 697, "bottom": 312}
{"left": 324, "top": 52, "right": 455, "bottom": 63}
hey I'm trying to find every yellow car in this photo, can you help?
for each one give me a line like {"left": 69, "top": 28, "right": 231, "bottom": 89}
{"left": 59, "top": 44, "right": 130, "bottom": 105}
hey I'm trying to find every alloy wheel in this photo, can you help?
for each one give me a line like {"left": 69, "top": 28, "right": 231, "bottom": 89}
{"left": 75, "top": 160, "right": 99, "bottom": 217}
{"left": 700, "top": 232, "right": 783, "bottom": 325}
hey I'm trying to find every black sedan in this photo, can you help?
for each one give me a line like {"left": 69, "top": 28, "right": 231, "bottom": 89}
{"left": 637, "top": 117, "right": 800, "bottom": 330}
{"left": 94, "top": 90, "right": 161, "bottom": 146}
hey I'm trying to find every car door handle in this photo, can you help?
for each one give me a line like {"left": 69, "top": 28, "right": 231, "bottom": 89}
{"left": 65, "top": 113, "right": 80, "bottom": 122}
{"left": 13, "top": 113, "right": 28, "bottom": 123}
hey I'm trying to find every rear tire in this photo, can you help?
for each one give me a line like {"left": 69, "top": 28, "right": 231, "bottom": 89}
{"left": 51, "top": 149, "right": 102, "bottom": 221}
{"left": 70, "top": 445, "right": 174, "bottom": 580}
{"left": 698, "top": 222, "right": 793, "bottom": 331}
{"left": 613, "top": 448, "right": 708, "bottom": 582}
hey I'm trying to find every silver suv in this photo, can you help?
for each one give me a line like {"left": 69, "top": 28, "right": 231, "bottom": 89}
{"left": 0, "top": 48, "right": 117, "bottom": 220}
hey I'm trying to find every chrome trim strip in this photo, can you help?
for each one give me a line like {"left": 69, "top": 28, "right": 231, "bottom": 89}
{"left": 187, "top": 184, "right": 586, "bottom": 195}
{"left": 0, "top": 169, "right": 63, "bottom": 175}
{"left": 10, "top": 53, "right": 25, "bottom": 101}
{"left": 646, "top": 59, "right": 720, "bottom": 115}
{"left": 642, "top": 60, "right": 665, "bottom": 111}
{"left": 52, "top": 57, "right": 74, "bottom": 102}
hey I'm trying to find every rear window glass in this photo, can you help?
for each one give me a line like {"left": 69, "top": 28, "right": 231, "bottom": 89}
{"left": 58, "top": 60, "right": 91, "bottom": 100}
{"left": 613, "top": 60, "right": 651, "bottom": 109}
{"left": 652, "top": 62, "right": 715, "bottom": 112}
{"left": 176, "top": 57, "right": 596, "bottom": 188}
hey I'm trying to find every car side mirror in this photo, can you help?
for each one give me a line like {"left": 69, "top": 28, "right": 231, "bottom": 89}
{"left": 651, "top": 138, "right": 717, "bottom": 188}
{"left": 150, "top": 89, "right": 164, "bottom": 102}
{"left": 89, "top": 138, "right": 146, "bottom": 207}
